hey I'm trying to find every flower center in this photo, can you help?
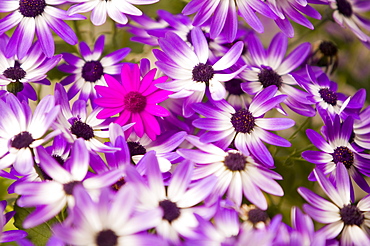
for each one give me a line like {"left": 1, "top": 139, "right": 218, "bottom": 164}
{"left": 11, "top": 131, "right": 34, "bottom": 149}
{"left": 258, "top": 66, "right": 282, "bottom": 88}
{"left": 231, "top": 109, "right": 255, "bottom": 133}
{"left": 248, "top": 208, "right": 269, "bottom": 226}
{"left": 127, "top": 141, "right": 147, "bottom": 156}
{"left": 319, "top": 88, "right": 337, "bottom": 106}
{"left": 340, "top": 204, "right": 364, "bottom": 226}
{"left": 3, "top": 61, "right": 26, "bottom": 81}
{"left": 192, "top": 63, "right": 214, "bottom": 84}
{"left": 96, "top": 229, "right": 118, "bottom": 246}
{"left": 332, "top": 146, "right": 354, "bottom": 168}
{"left": 225, "top": 79, "right": 245, "bottom": 96}
{"left": 336, "top": 0, "right": 353, "bottom": 17}
{"left": 224, "top": 152, "right": 247, "bottom": 171}
{"left": 70, "top": 120, "right": 95, "bottom": 140}
{"left": 123, "top": 91, "right": 147, "bottom": 113}
{"left": 159, "top": 199, "right": 181, "bottom": 223}
{"left": 319, "top": 41, "right": 338, "bottom": 57}
{"left": 111, "top": 177, "right": 126, "bottom": 191}
{"left": 52, "top": 154, "right": 65, "bottom": 166}
{"left": 63, "top": 181, "right": 81, "bottom": 195}
{"left": 19, "top": 0, "right": 46, "bottom": 18}
{"left": 81, "top": 61, "right": 104, "bottom": 83}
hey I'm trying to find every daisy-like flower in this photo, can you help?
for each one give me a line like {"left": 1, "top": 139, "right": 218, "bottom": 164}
{"left": 177, "top": 135, "right": 284, "bottom": 209}
{"left": 53, "top": 185, "right": 166, "bottom": 245}
{"left": 67, "top": 0, "right": 159, "bottom": 26}
{"left": 192, "top": 85, "right": 295, "bottom": 167}
{"left": 224, "top": 78, "right": 252, "bottom": 111}
{"left": 240, "top": 32, "right": 315, "bottom": 117}
{"left": 94, "top": 63, "right": 172, "bottom": 141}
{"left": 302, "top": 115, "right": 370, "bottom": 196}
{"left": 58, "top": 35, "right": 131, "bottom": 104}
{"left": 0, "top": 200, "right": 27, "bottom": 243}
{"left": 263, "top": 0, "right": 322, "bottom": 38}
{"left": 298, "top": 162, "right": 370, "bottom": 245}
{"left": 154, "top": 27, "right": 246, "bottom": 117}
{"left": 0, "top": 0, "right": 85, "bottom": 59}
{"left": 0, "top": 40, "right": 62, "bottom": 101}
{"left": 14, "top": 139, "right": 123, "bottom": 228}
{"left": 125, "top": 151, "right": 217, "bottom": 244}
{"left": 0, "top": 94, "right": 60, "bottom": 175}
{"left": 182, "top": 0, "right": 276, "bottom": 41}
{"left": 54, "top": 83, "right": 117, "bottom": 153}
{"left": 327, "top": 0, "right": 370, "bottom": 47}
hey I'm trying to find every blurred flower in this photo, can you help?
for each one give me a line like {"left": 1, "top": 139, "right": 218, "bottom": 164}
{"left": 0, "top": 0, "right": 84, "bottom": 58}
{"left": 58, "top": 35, "right": 130, "bottom": 105}
{"left": 0, "top": 200, "right": 27, "bottom": 243}
{"left": 95, "top": 63, "right": 172, "bottom": 140}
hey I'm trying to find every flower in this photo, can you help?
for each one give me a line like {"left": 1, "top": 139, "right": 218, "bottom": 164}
{"left": 67, "top": 0, "right": 159, "bottom": 26}
{"left": 94, "top": 63, "right": 172, "bottom": 141}
{"left": 192, "top": 85, "right": 295, "bottom": 167}
{"left": 0, "top": 0, "right": 85, "bottom": 58}
{"left": 0, "top": 40, "right": 62, "bottom": 101}
{"left": 240, "top": 32, "right": 315, "bottom": 117}
{"left": 177, "top": 135, "right": 284, "bottom": 209}
{"left": 154, "top": 27, "right": 246, "bottom": 117}
{"left": 0, "top": 94, "right": 60, "bottom": 175}
{"left": 298, "top": 162, "right": 370, "bottom": 245}
{"left": 0, "top": 200, "right": 27, "bottom": 243}
{"left": 58, "top": 35, "right": 130, "bottom": 104}
{"left": 327, "top": 0, "right": 370, "bottom": 47}
{"left": 302, "top": 114, "right": 370, "bottom": 196}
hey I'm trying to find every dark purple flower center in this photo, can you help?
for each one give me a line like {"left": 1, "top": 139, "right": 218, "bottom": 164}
{"left": 159, "top": 199, "right": 180, "bottom": 223}
{"left": 224, "top": 152, "right": 246, "bottom": 171}
{"left": 81, "top": 61, "right": 104, "bottom": 83}
{"left": 3, "top": 61, "right": 26, "bottom": 81}
{"left": 52, "top": 154, "right": 65, "bottom": 166}
{"left": 258, "top": 66, "right": 282, "bottom": 88}
{"left": 63, "top": 181, "right": 81, "bottom": 195}
{"left": 225, "top": 79, "right": 244, "bottom": 96}
{"left": 11, "top": 131, "right": 34, "bottom": 149}
{"left": 70, "top": 120, "right": 95, "bottom": 140}
{"left": 248, "top": 208, "right": 269, "bottom": 226}
{"left": 192, "top": 63, "right": 214, "bottom": 84}
{"left": 111, "top": 177, "right": 126, "bottom": 191}
{"left": 123, "top": 91, "right": 147, "bottom": 113}
{"left": 336, "top": 0, "right": 353, "bottom": 17}
{"left": 340, "top": 204, "right": 364, "bottom": 226}
{"left": 319, "top": 88, "right": 337, "bottom": 106}
{"left": 319, "top": 41, "right": 338, "bottom": 57}
{"left": 96, "top": 229, "right": 118, "bottom": 246}
{"left": 127, "top": 141, "right": 147, "bottom": 156}
{"left": 19, "top": 0, "right": 46, "bottom": 18}
{"left": 231, "top": 109, "right": 255, "bottom": 133}
{"left": 332, "top": 146, "right": 354, "bottom": 168}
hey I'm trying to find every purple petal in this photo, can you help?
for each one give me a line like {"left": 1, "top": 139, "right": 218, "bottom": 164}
{"left": 276, "top": 42, "right": 311, "bottom": 74}
{"left": 255, "top": 118, "right": 295, "bottom": 130}
{"left": 213, "top": 41, "right": 243, "bottom": 70}
{"left": 168, "top": 160, "right": 193, "bottom": 202}
{"left": 267, "top": 32, "right": 287, "bottom": 70}
{"left": 306, "top": 129, "right": 333, "bottom": 153}
{"left": 191, "top": 27, "right": 208, "bottom": 64}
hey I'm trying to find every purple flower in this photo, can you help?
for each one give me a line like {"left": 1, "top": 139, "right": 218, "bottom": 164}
{"left": 154, "top": 27, "right": 246, "bottom": 117}
{"left": 0, "top": 94, "right": 60, "bottom": 175}
{"left": 0, "top": 40, "right": 62, "bottom": 101}
{"left": 192, "top": 86, "right": 295, "bottom": 167}
{"left": 298, "top": 162, "right": 370, "bottom": 245}
{"left": 58, "top": 35, "right": 130, "bottom": 104}
{"left": 240, "top": 32, "right": 315, "bottom": 117}
{"left": 182, "top": 0, "right": 276, "bottom": 41}
{"left": 302, "top": 115, "right": 370, "bottom": 196}
{"left": 178, "top": 135, "right": 283, "bottom": 209}
{"left": 67, "top": 0, "right": 159, "bottom": 26}
{"left": 125, "top": 151, "right": 217, "bottom": 244}
{"left": 0, "top": 0, "right": 85, "bottom": 59}
{"left": 53, "top": 185, "right": 165, "bottom": 245}
{"left": 0, "top": 200, "right": 27, "bottom": 243}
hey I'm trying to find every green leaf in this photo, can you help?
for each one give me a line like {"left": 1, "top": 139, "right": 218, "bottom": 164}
{"left": 13, "top": 203, "right": 60, "bottom": 245}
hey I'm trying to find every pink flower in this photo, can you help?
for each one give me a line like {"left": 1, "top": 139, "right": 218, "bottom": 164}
{"left": 94, "top": 63, "right": 172, "bottom": 140}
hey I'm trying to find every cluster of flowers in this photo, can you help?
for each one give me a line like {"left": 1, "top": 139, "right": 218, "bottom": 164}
{"left": 0, "top": 0, "right": 370, "bottom": 245}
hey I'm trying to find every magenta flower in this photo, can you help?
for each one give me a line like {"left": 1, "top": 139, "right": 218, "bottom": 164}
{"left": 95, "top": 63, "right": 172, "bottom": 140}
